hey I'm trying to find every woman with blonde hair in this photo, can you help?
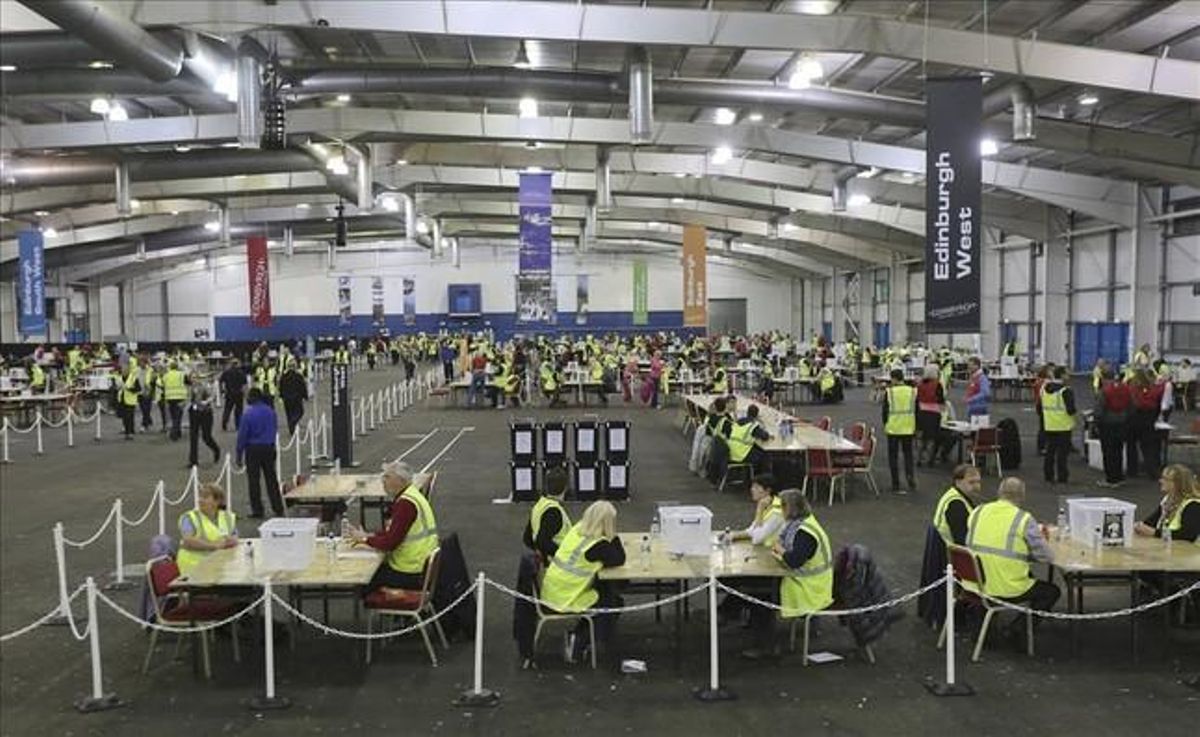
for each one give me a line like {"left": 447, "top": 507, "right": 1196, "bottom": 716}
{"left": 177, "top": 483, "right": 238, "bottom": 575}
{"left": 1136, "top": 464, "right": 1200, "bottom": 543}
{"left": 539, "top": 500, "right": 625, "bottom": 663}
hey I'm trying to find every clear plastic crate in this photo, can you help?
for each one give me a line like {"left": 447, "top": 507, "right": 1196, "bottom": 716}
{"left": 659, "top": 505, "right": 712, "bottom": 557}
{"left": 1067, "top": 497, "right": 1136, "bottom": 547}
{"left": 257, "top": 517, "right": 318, "bottom": 571}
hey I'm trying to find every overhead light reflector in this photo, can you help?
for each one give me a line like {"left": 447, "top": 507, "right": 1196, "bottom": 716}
{"left": 979, "top": 138, "right": 999, "bottom": 156}
{"left": 710, "top": 145, "right": 733, "bottom": 165}
{"left": 107, "top": 102, "right": 128, "bottom": 121}
{"left": 519, "top": 96, "right": 539, "bottom": 118}
{"left": 90, "top": 97, "right": 110, "bottom": 115}
{"left": 713, "top": 107, "right": 736, "bottom": 125}
{"left": 847, "top": 193, "right": 872, "bottom": 207}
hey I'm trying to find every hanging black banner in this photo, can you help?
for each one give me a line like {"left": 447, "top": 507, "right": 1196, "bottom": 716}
{"left": 924, "top": 77, "right": 982, "bottom": 334}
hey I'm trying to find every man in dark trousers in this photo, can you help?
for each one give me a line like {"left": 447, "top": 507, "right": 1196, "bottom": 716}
{"left": 219, "top": 358, "right": 247, "bottom": 431}
{"left": 236, "top": 388, "right": 284, "bottom": 518}
{"left": 1039, "top": 366, "right": 1076, "bottom": 485}
{"left": 277, "top": 363, "right": 309, "bottom": 437}
{"left": 187, "top": 379, "right": 221, "bottom": 467}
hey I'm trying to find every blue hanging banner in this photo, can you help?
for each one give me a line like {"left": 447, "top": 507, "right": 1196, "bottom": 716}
{"left": 518, "top": 172, "right": 553, "bottom": 273}
{"left": 18, "top": 229, "right": 46, "bottom": 336}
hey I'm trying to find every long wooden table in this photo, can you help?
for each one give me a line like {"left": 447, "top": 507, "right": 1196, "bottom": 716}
{"left": 685, "top": 394, "right": 860, "bottom": 453}
{"left": 599, "top": 532, "right": 786, "bottom": 582}
{"left": 284, "top": 473, "right": 389, "bottom": 526}
{"left": 1046, "top": 532, "right": 1200, "bottom": 658}
{"left": 170, "top": 537, "right": 383, "bottom": 589}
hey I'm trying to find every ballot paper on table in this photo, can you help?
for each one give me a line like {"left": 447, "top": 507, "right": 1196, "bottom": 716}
{"left": 338, "top": 550, "right": 382, "bottom": 560}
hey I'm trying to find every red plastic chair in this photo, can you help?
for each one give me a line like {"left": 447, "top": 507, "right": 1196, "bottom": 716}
{"left": 803, "top": 448, "right": 848, "bottom": 507}
{"left": 364, "top": 547, "right": 448, "bottom": 666}
{"left": 841, "top": 429, "right": 880, "bottom": 497}
{"left": 936, "top": 544, "right": 1033, "bottom": 662}
{"left": 815, "top": 416, "right": 833, "bottom": 432}
{"left": 142, "top": 556, "right": 242, "bottom": 678}
{"left": 968, "top": 426, "right": 1003, "bottom": 475}
{"left": 842, "top": 422, "right": 867, "bottom": 445}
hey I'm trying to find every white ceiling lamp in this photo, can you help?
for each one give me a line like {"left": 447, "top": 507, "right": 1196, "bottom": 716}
{"left": 380, "top": 196, "right": 400, "bottom": 212}
{"left": 41, "top": 226, "right": 58, "bottom": 238}
{"left": 89, "top": 97, "right": 110, "bottom": 115}
{"left": 203, "top": 220, "right": 221, "bottom": 232}
{"left": 787, "top": 68, "right": 812, "bottom": 90}
{"left": 901, "top": 171, "right": 916, "bottom": 181}
{"left": 518, "top": 96, "right": 539, "bottom": 119}
{"left": 326, "top": 153, "right": 349, "bottom": 175}
{"left": 672, "top": 172, "right": 687, "bottom": 178}
{"left": 88, "top": 60, "right": 113, "bottom": 69}
{"left": 212, "top": 69, "right": 237, "bottom": 102}
{"left": 648, "top": 221, "right": 662, "bottom": 228}
{"left": 855, "top": 166, "right": 880, "bottom": 179}
{"left": 748, "top": 111, "right": 764, "bottom": 122}
{"left": 710, "top": 145, "right": 733, "bottom": 165}
{"left": 979, "top": 138, "right": 999, "bottom": 156}
{"left": 795, "top": 0, "right": 839, "bottom": 14}
{"left": 514, "top": 40, "right": 532, "bottom": 69}
{"left": 847, "top": 193, "right": 872, "bottom": 207}
{"left": 670, "top": 197, "right": 685, "bottom": 204}
{"left": 34, "top": 209, "right": 49, "bottom": 216}
{"left": 713, "top": 107, "right": 736, "bottom": 125}
{"left": 335, "top": 93, "right": 351, "bottom": 104}
{"left": 523, "top": 165, "right": 544, "bottom": 173}
{"left": 174, "top": 143, "right": 191, "bottom": 153}
{"left": 296, "top": 202, "right": 311, "bottom": 210}
{"left": 220, "top": 141, "right": 240, "bottom": 149}
{"left": 1077, "top": 92, "right": 1099, "bottom": 106}
{"left": 0, "top": 65, "right": 16, "bottom": 72}
{"left": 415, "top": 219, "right": 429, "bottom": 235}
{"left": 798, "top": 55, "right": 825, "bottom": 81}
{"left": 130, "top": 199, "right": 141, "bottom": 209}
{"left": 394, "top": 159, "right": 408, "bottom": 166}
{"left": 106, "top": 102, "right": 128, "bottom": 121}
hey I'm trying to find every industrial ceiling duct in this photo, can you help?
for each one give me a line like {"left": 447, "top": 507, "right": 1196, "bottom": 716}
{"left": 235, "top": 38, "right": 268, "bottom": 149}
{"left": 114, "top": 161, "right": 130, "bottom": 216}
{"left": 596, "top": 147, "right": 613, "bottom": 213}
{"left": 1011, "top": 82, "right": 1036, "bottom": 142}
{"left": 628, "top": 47, "right": 654, "bottom": 145}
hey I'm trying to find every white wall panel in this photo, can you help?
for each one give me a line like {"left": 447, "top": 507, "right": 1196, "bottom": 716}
{"left": 1072, "top": 233, "right": 1110, "bottom": 290}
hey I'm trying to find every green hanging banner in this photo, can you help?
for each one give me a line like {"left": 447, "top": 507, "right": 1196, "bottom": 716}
{"left": 632, "top": 260, "right": 648, "bottom": 325}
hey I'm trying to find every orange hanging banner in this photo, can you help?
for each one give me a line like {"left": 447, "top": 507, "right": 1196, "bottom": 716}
{"left": 682, "top": 224, "right": 707, "bottom": 327}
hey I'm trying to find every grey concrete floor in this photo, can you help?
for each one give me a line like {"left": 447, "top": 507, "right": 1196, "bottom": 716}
{"left": 2, "top": 368, "right": 1197, "bottom": 736}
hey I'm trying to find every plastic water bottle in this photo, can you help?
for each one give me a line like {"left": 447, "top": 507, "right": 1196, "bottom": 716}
{"left": 1055, "top": 509, "right": 1068, "bottom": 542}
{"left": 1091, "top": 526, "right": 1102, "bottom": 555}
{"left": 1162, "top": 524, "right": 1172, "bottom": 547}
{"left": 721, "top": 526, "right": 732, "bottom": 565}
{"left": 326, "top": 532, "right": 337, "bottom": 564}
{"left": 640, "top": 535, "right": 652, "bottom": 571}
{"left": 243, "top": 539, "right": 254, "bottom": 563}
{"left": 340, "top": 517, "right": 351, "bottom": 539}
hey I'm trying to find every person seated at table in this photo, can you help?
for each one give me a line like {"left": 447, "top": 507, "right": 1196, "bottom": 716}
{"left": 743, "top": 489, "right": 833, "bottom": 659}
{"left": 966, "top": 477, "right": 1059, "bottom": 643}
{"left": 727, "top": 474, "right": 785, "bottom": 547}
{"left": 540, "top": 501, "right": 625, "bottom": 664}
{"left": 705, "top": 397, "right": 736, "bottom": 484}
{"left": 539, "top": 360, "right": 562, "bottom": 407}
{"left": 932, "top": 464, "right": 982, "bottom": 547}
{"left": 725, "top": 403, "right": 773, "bottom": 476}
{"left": 347, "top": 461, "right": 438, "bottom": 591}
{"left": 709, "top": 365, "right": 729, "bottom": 394}
{"left": 523, "top": 466, "right": 572, "bottom": 560}
{"left": 818, "top": 366, "right": 842, "bottom": 404}
{"left": 176, "top": 483, "right": 238, "bottom": 576}
{"left": 1135, "top": 464, "right": 1200, "bottom": 544}
{"left": 759, "top": 361, "right": 776, "bottom": 404}
{"left": 588, "top": 356, "right": 609, "bottom": 406}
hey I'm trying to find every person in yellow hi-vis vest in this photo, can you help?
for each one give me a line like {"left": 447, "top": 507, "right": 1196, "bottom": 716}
{"left": 347, "top": 462, "right": 438, "bottom": 591}
{"left": 966, "top": 478, "right": 1060, "bottom": 642}
{"left": 177, "top": 483, "right": 238, "bottom": 576}
{"left": 161, "top": 361, "right": 189, "bottom": 441}
{"left": 118, "top": 365, "right": 141, "bottom": 439}
{"left": 1134, "top": 464, "right": 1200, "bottom": 544}
{"left": 523, "top": 466, "right": 572, "bottom": 560}
{"left": 744, "top": 489, "right": 833, "bottom": 659}
{"left": 540, "top": 501, "right": 625, "bottom": 665}
{"left": 1040, "top": 366, "right": 1076, "bottom": 485}
{"left": 883, "top": 368, "right": 917, "bottom": 494}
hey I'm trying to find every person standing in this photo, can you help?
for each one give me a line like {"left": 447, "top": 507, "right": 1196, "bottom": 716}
{"left": 117, "top": 364, "right": 141, "bottom": 439}
{"left": 138, "top": 358, "right": 157, "bottom": 432}
{"left": 964, "top": 357, "right": 991, "bottom": 420}
{"left": 440, "top": 340, "right": 457, "bottom": 383}
{"left": 277, "top": 362, "right": 309, "bottom": 436}
{"left": 219, "top": 358, "right": 247, "bottom": 431}
{"left": 915, "top": 364, "right": 945, "bottom": 465}
{"left": 1040, "top": 366, "right": 1076, "bottom": 485}
{"left": 236, "top": 388, "right": 283, "bottom": 518}
{"left": 160, "top": 360, "right": 189, "bottom": 441}
{"left": 883, "top": 368, "right": 917, "bottom": 494}
{"left": 1094, "top": 367, "right": 1131, "bottom": 488}
{"left": 187, "top": 378, "right": 221, "bottom": 467}
{"left": 648, "top": 350, "right": 664, "bottom": 409}
{"left": 1127, "top": 370, "right": 1164, "bottom": 481}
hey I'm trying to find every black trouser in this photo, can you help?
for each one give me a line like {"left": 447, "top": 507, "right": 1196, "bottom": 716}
{"left": 221, "top": 393, "right": 243, "bottom": 431}
{"left": 887, "top": 434, "right": 915, "bottom": 490}
{"left": 167, "top": 400, "right": 184, "bottom": 440}
{"left": 404, "top": 361, "right": 415, "bottom": 380}
{"left": 138, "top": 396, "right": 154, "bottom": 429}
{"left": 746, "top": 583, "right": 780, "bottom": 648}
{"left": 367, "top": 353, "right": 376, "bottom": 369}
{"left": 120, "top": 403, "right": 136, "bottom": 437}
{"left": 1036, "top": 409, "right": 1045, "bottom": 454}
{"left": 391, "top": 350, "right": 400, "bottom": 366}
{"left": 1130, "top": 409, "right": 1160, "bottom": 479}
{"left": 575, "top": 582, "right": 622, "bottom": 653}
{"left": 1043, "top": 431, "right": 1070, "bottom": 483}
{"left": 368, "top": 564, "right": 423, "bottom": 591}
{"left": 1098, "top": 422, "right": 1126, "bottom": 483}
{"left": 442, "top": 360, "right": 455, "bottom": 382}
{"left": 283, "top": 400, "right": 304, "bottom": 436}
{"left": 158, "top": 400, "right": 168, "bottom": 430}
{"left": 188, "top": 406, "right": 220, "bottom": 466}
{"left": 1001, "top": 579, "right": 1061, "bottom": 630}
{"left": 916, "top": 411, "right": 941, "bottom": 463}
{"left": 245, "top": 444, "right": 284, "bottom": 517}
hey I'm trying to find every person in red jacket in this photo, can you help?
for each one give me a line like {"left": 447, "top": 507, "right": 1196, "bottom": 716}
{"left": 1094, "top": 368, "right": 1131, "bottom": 488}
{"left": 915, "top": 364, "right": 946, "bottom": 466}
{"left": 1127, "top": 370, "right": 1164, "bottom": 480}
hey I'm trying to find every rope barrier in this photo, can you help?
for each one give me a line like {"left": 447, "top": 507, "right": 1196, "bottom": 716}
{"left": 977, "top": 580, "right": 1200, "bottom": 620}
{"left": 270, "top": 579, "right": 479, "bottom": 640}
{"left": 61, "top": 503, "right": 119, "bottom": 549}
{"left": 714, "top": 576, "right": 947, "bottom": 617}
{"left": 120, "top": 487, "right": 161, "bottom": 527}
{"left": 96, "top": 589, "right": 266, "bottom": 634}
{"left": 0, "top": 585, "right": 85, "bottom": 644}
{"left": 485, "top": 576, "right": 711, "bottom": 615}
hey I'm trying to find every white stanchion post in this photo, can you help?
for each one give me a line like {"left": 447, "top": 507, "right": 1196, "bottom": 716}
{"left": 294, "top": 426, "right": 302, "bottom": 477}
{"left": 36, "top": 410, "right": 44, "bottom": 455}
{"left": 67, "top": 408, "right": 75, "bottom": 448}
{"left": 48, "top": 522, "right": 71, "bottom": 626}
{"left": 2, "top": 419, "right": 9, "bottom": 463}
{"left": 369, "top": 393, "right": 376, "bottom": 431}
{"left": 249, "top": 581, "right": 290, "bottom": 710}
{"left": 454, "top": 573, "right": 499, "bottom": 707}
{"left": 926, "top": 566, "right": 973, "bottom": 697}
{"left": 106, "top": 499, "right": 131, "bottom": 590}
{"left": 74, "top": 577, "right": 123, "bottom": 712}
{"left": 274, "top": 433, "right": 282, "bottom": 481}
{"left": 321, "top": 414, "right": 329, "bottom": 459}
{"left": 94, "top": 407, "right": 102, "bottom": 441}
{"left": 694, "top": 575, "right": 734, "bottom": 701}
{"left": 156, "top": 482, "right": 166, "bottom": 537}
{"left": 307, "top": 418, "right": 317, "bottom": 462}
{"left": 191, "top": 466, "right": 200, "bottom": 509}
{"left": 334, "top": 456, "right": 341, "bottom": 476}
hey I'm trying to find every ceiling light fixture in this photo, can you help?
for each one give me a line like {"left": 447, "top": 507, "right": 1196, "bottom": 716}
{"left": 670, "top": 197, "right": 685, "bottom": 204}
{"left": 787, "top": 68, "right": 812, "bottom": 90}
{"left": 380, "top": 197, "right": 400, "bottom": 213}
{"left": 514, "top": 40, "right": 532, "bottom": 69}
{"left": 41, "top": 226, "right": 58, "bottom": 237}
{"left": 519, "top": 96, "right": 539, "bottom": 119}
{"left": 673, "top": 172, "right": 687, "bottom": 178}
{"left": 395, "top": 159, "right": 408, "bottom": 166}
{"left": 748, "top": 111, "right": 764, "bottom": 122}
{"left": 979, "top": 138, "right": 999, "bottom": 156}
{"left": 710, "top": 145, "right": 733, "bottom": 165}
{"left": 296, "top": 203, "right": 311, "bottom": 209}
{"left": 0, "top": 64, "right": 16, "bottom": 72}
{"left": 34, "top": 210, "right": 49, "bottom": 216}
{"left": 89, "top": 97, "right": 110, "bottom": 115}
{"left": 798, "top": 55, "right": 825, "bottom": 81}
{"left": 212, "top": 69, "right": 237, "bottom": 102}
{"left": 901, "top": 171, "right": 916, "bottom": 181}
{"left": 203, "top": 220, "right": 221, "bottom": 232}
{"left": 713, "top": 107, "right": 736, "bottom": 125}
{"left": 416, "top": 219, "right": 429, "bottom": 235}
{"left": 335, "top": 93, "right": 351, "bottom": 103}
{"left": 106, "top": 102, "right": 128, "bottom": 121}
{"left": 130, "top": 199, "right": 141, "bottom": 209}
{"left": 88, "top": 60, "right": 113, "bottom": 69}
{"left": 1077, "top": 92, "right": 1099, "bottom": 106}
{"left": 220, "top": 141, "right": 240, "bottom": 149}
{"left": 523, "top": 165, "right": 544, "bottom": 173}
{"left": 855, "top": 167, "right": 880, "bottom": 179}
{"left": 847, "top": 193, "right": 872, "bottom": 207}
{"left": 174, "top": 144, "right": 191, "bottom": 153}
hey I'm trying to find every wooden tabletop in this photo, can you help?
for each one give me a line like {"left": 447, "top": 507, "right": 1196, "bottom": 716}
{"left": 170, "top": 538, "right": 383, "bottom": 588}
{"left": 1049, "top": 533, "right": 1200, "bottom": 573}
{"left": 599, "top": 532, "right": 788, "bottom": 581}
{"left": 285, "top": 473, "right": 387, "bottom": 502}
{"left": 685, "top": 394, "right": 860, "bottom": 452}
{"left": 0, "top": 393, "right": 73, "bottom": 404}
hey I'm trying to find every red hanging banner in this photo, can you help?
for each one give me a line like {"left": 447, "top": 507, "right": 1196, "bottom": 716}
{"left": 246, "top": 236, "right": 272, "bottom": 327}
